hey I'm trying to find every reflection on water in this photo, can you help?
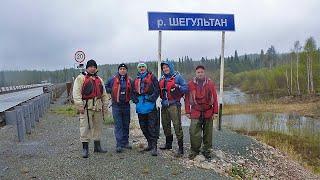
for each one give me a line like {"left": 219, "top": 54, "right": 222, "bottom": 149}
{"left": 223, "top": 113, "right": 320, "bottom": 139}
{"left": 221, "top": 88, "right": 250, "bottom": 104}
{"left": 182, "top": 113, "right": 320, "bottom": 141}
{"left": 117, "top": 88, "right": 319, "bottom": 143}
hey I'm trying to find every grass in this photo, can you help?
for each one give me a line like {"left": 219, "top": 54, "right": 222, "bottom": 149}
{"left": 51, "top": 105, "right": 114, "bottom": 126}
{"left": 229, "top": 164, "right": 251, "bottom": 179}
{"left": 51, "top": 105, "right": 77, "bottom": 117}
{"left": 103, "top": 113, "right": 114, "bottom": 125}
{"left": 235, "top": 130, "right": 320, "bottom": 174}
{"left": 223, "top": 102, "right": 320, "bottom": 118}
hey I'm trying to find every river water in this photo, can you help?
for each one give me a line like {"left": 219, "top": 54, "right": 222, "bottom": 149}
{"left": 181, "top": 88, "right": 320, "bottom": 143}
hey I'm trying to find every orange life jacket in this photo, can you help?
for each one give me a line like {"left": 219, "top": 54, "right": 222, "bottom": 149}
{"left": 188, "top": 78, "right": 215, "bottom": 111}
{"left": 134, "top": 72, "right": 154, "bottom": 94}
{"left": 81, "top": 74, "right": 103, "bottom": 100}
{"left": 111, "top": 75, "right": 131, "bottom": 103}
{"left": 159, "top": 74, "right": 183, "bottom": 100}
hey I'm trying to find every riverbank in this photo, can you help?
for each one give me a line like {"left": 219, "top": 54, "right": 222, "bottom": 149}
{"left": 224, "top": 95, "right": 320, "bottom": 118}
{"left": 233, "top": 129, "right": 320, "bottom": 174}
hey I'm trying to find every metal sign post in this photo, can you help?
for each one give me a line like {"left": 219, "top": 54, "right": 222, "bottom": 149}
{"left": 148, "top": 12, "right": 235, "bottom": 131}
{"left": 157, "top": 31, "right": 162, "bottom": 124}
{"left": 158, "top": 31, "right": 162, "bottom": 79}
{"left": 218, "top": 31, "right": 225, "bottom": 131}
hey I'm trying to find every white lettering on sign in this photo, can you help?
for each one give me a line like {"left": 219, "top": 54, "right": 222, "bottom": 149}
{"left": 157, "top": 19, "right": 164, "bottom": 28}
{"left": 169, "top": 18, "right": 179, "bottom": 26}
{"left": 214, "top": 19, "right": 221, "bottom": 26}
{"left": 204, "top": 19, "right": 211, "bottom": 26}
{"left": 221, "top": 19, "right": 228, "bottom": 27}
{"left": 179, "top": 18, "right": 186, "bottom": 26}
{"left": 191, "top": 18, "right": 197, "bottom": 26}
{"left": 165, "top": 17, "right": 228, "bottom": 27}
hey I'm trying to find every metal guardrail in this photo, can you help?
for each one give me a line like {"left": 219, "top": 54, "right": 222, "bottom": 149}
{"left": 0, "top": 83, "right": 52, "bottom": 94}
{"left": 0, "top": 83, "right": 67, "bottom": 141}
{"left": 3, "top": 93, "right": 52, "bottom": 141}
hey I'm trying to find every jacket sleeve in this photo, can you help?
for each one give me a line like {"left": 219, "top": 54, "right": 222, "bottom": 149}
{"left": 72, "top": 75, "right": 84, "bottom": 108}
{"left": 105, "top": 77, "right": 113, "bottom": 94}
{"left": 175, "top": 74, "right": 188, "bottom": 94}
{"left": 146, "top": 74, "right": 160, "bottom": 102}
{"left": 99, "top": 77, "right": 110, "bottom": 107}
{"left": 184, "top": 82, "right": 191, "bottom": 114}
{"left": 211, "top": 82, "right": 219, "bottom": 114}
{"left": 131, "top": 78, "right": 138, "bottom": 103}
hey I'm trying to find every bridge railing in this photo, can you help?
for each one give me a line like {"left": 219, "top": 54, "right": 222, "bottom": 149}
{"left": 0, "top": 83, "right": 52, "bottom": 94}
{"left": 0, "top": 83, "right": 67, "bottom": 141}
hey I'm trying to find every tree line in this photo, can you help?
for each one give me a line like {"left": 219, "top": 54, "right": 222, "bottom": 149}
{"left": 1, "top": 36, "right": 319, "bottom": 97}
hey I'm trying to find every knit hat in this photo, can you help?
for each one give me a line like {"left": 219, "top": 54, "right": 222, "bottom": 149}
{"left": 118, "top": 63, "right": 128, "bottom": 70}
{"left": 137, "top": 62, "right": 147, "bottom": 70}
{"left": 86, "top": 59, "right": 97, "bottom": 69}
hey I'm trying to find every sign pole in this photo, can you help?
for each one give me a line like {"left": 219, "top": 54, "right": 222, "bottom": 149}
{"left": 158, "top": 31, "right": 162, "bottom": 78}
{"left": 218, "top": 31, "right": 225, "bottom": 131}
{"left": 147, "top": 12, "right": 234, "bottom": 130}
{"left": 157, "top": 30, "right": 162, "bottom": 129}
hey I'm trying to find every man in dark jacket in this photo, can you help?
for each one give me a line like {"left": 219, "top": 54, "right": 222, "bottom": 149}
{"left": 132, "top": 62, "right": 160, "bottom": 156}
{"left": 105, "top": 63, "right": 133, "bottom": 153}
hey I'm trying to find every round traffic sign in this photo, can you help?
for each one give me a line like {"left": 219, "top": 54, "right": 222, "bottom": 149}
{"left": 74, "top": 51, "right": 85, "bottom": 63}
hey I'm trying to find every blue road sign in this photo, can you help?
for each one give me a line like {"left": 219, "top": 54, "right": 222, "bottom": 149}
{"left": 148, "top": 12, "right": 235, "bottom": 31}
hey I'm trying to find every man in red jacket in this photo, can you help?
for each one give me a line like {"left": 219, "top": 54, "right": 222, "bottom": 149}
{"left": 185, "top": 65, "right": 218, "bottom": 160}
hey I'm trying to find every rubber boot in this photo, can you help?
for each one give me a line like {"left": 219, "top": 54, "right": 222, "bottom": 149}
{"left": 175, "top": 139, "right": 184, "bottom": 157}
{"left": 150, "top": 141, "right": 158, "bottom": 156}
{"left": 82, "top": 142, "right": 89, "bottom": 158}
{"left": 94, "top": 141, "right": 107, "bottom": 153}
{"left": 159, "top": 135, "right": 173, "bottom": 150}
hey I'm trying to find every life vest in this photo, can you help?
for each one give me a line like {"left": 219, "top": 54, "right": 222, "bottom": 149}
{"left": 134, "top": 72, "right": 154, "bottom": 94}
{"left": 159, "top": 73, "right": 183, "bottom": 100}
{"left": 188, "top": 77, "right": 215, "bottom": 112}
{"left": 81, "top": 74, "right": 104, "bottom": 100}
{"left": 111, "top": 75, "right": 131, "bottom": 103}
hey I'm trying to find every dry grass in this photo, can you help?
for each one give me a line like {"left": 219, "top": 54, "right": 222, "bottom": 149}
{"left": 234, "top": 130, "right": 320, "bottom": 174}
{"left": 223, "top": 102, "right": 320, "bottom": 118}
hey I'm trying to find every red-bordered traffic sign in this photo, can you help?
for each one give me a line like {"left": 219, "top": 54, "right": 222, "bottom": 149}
{"left": 74, "top": 51, "right": 85, "bottom": 63}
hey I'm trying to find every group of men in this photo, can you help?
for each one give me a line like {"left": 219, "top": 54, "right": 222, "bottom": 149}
{"left": 72, "top": 59, "right": 218, "bottom": 160}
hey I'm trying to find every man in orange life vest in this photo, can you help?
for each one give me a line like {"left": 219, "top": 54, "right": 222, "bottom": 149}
{"left": 159, "top": 61, "right": 188, "bottom": 157}
{"left": 132, "top": 62, "right": 160, "bottom": 156}
{"left": 73, "top": 59, "right": 109, "bottom": 158}
{"left": 185, "top": 65, "right": 218, "bottom": 160}
{"left": 105, "top": 63, "right": 133, "bottom": 153}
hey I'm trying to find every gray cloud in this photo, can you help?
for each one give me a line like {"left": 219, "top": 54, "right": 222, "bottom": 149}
{"left": 0, "top": 0, "right": 319, "bottom": 70}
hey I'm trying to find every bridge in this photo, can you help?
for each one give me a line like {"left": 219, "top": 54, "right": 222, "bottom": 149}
{"left": 0, "top": 83, "right": 66, "bottom": 141}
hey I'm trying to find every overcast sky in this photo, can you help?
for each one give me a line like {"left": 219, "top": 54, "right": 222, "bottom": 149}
{"left": 0, "top": 0, "right": 319, "bottom": 71}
